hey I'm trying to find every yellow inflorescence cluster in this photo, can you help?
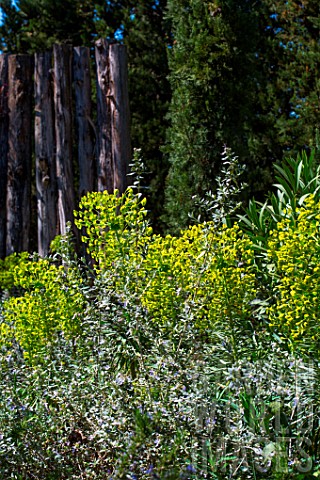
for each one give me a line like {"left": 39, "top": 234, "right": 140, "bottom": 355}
{"left": 75, "top": 188, "right": 152, "bottom": 273}
{"left": 0, "top": 258, "right": 85, "bottom": 362}
{"left": 76, "top": 189, "right": 257, "bottom": 333}
{"left": 0, "top": 252, "right": 29, "bottom": 291}
{"left": 139, "top": 223, "right": 256, "bottom": 330}
{"left": 267, "top": 195, "right": 320, "bottom": 346}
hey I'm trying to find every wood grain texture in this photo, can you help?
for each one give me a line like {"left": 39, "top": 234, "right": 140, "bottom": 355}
{"left": 73, "top": 46, "right": 95, "bottom": 197}
{"left": 95, "top": 38, "right": 113, "bottom": 192}
{"left": 6, "top": 54, "right": 33, "bottom": 255}
{"left": 0, "top": 54, "right": 9, "bottom": 258}
{"left": 53, "top": 44, "right": 76, "bottom": 237}
{"left": 35, "top": 51, "right": 58, "bottom": 257}
{"left": 109, "top": 44, "right": 131, "bottom": 195}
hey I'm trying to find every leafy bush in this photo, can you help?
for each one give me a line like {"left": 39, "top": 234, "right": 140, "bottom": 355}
{"left": 237, "top": 150, "right": 320, "bottom": 355}
{"left": 0, "top": 252, "right": 29, "bottom": 292}
{"left": 0, "top": 299, "right": 319, "bottom": 479}
{"left": 1, "top": 179, "right": 320, "bottom": 478}
{"left": 74, "top": 188, "right": 152, "bottom": 273}
{"left": 267, "top": 195, "right": 320, "bottom": 354}
{"left": 139, "top": 223, "right": 256, "bottom": 338}
{"left": 75, "top": 188, "right": 257, "bottom": 343}
{"left": 0, "top": 288, "right": 207, "bottom": 479}
{"left": 239, "top": 149, "right": 320, "bottom": 250}
{"left": 0, "top": 255, "right": 86, "bottom": 363}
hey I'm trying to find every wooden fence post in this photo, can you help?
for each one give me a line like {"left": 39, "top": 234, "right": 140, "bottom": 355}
{"left": 95, "top": 38, "right": 113, "bottom": 192}
{"left": 0, "top": 54, "right": 9, "bottom": 259}
{"left": 53, "top": 44, "right": 76, "bottom": 238}
{"left": 109, "top": 44, "right": 131, "bottom": 195}
{"left": 6, "top": 54, "right": 33, "bottom": 255}
{"left": 73, "top": 46, "right": 95, "bottom": 197}
{"left": 34, "top": 51, "right": 57, "bottom": 257}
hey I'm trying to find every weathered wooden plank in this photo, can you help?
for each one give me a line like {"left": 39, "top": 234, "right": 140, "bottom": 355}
{"left": 6, "top": 54, "right": 33, "bottom": 255}
{"left": 53, "top": 44, "right": 76, "bottom": 237}
{"left": 34, "top": 51, "right": 57, "bottom": 257}
{"left": 95, "top": 38, "right": 113, "bottom": 192}
{"left": 73, "top": 46, "right": 95, "bottom": 197}
{"left": 109, "top": 44, "right": 131, "bottom": 195}
{"left": 0, "top": 54, "right": 9, "bottom": 259}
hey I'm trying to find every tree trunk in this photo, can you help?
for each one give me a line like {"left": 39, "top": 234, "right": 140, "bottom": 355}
{"left": 34, "top": 51, "right": 57, "bottom": 257}
{"left": 73, "top": 46, "right": 95, "bottom": 197}
{"left": 0, "top": 54, "right": 9, "bottom": 259}
{"left": 53, "top": 44, "right": 76, "bottom": 238}
{"left": 109, "top": 45, "right": 131, "bottom": 195}
{"left": 6, "top": 55, "right": 33, "bottom": 255}
{"left": 95, "top": 38, "right": 113, "bottom": 192}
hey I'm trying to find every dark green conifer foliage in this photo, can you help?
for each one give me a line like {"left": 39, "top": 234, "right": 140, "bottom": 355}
{"left": 260, "top": 0, "right": 320, "bottom": 155}
{"left": 0, "top": 0, "right": 26, "bottom": 52}
{"left": 0, "top": 0, "right": 101, "bottom": 51}
{"left": 122, "top": 1, "right": 171, "bottom": 232}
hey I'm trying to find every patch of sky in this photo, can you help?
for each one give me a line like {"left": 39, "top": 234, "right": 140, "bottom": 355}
{"left": 129, "top": 6, "right": 135, "bottom": 21}
{"left": 93, "top": 8, "right": 99, "bottom": 22}
{"left": 265, "top": 25, "right": 282, "bottom": 33}
{"left": 289, "top": 111, "right": 300, "bottom": 119}
{"left": 114, "top": 25, "right": 124, "bottom": 42}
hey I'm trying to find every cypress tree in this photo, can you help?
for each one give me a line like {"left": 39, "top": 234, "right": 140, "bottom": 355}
{"left": 164, "top": 0, "right": 267, "bottom": 231}
{"left": 260, "top": 0, "right": 320, "bottom": 155}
